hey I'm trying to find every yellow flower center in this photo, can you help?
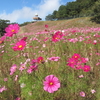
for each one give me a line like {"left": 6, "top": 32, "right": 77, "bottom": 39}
{"left": 75, "top": 56, "right": 77, "bottom": 58}
{"left": 85, "top": 68, "right": 88, "bottom": 70}
{"left": 12, "top": 29, "right": 15, "bottom": 32}
{"left": 18, "top": 45, "right": 22, "bottom": 48}
{"left": 0, "top": 41, "right": 2, "bottom": 43}
{"left": 55, "top": 37, "right": 58, "bottom": 39}
{"left": 50, "top": 82, "right": 53, "bottom": 85}
{"left": 71, "top": 62, "right": 74, "bottom": 64}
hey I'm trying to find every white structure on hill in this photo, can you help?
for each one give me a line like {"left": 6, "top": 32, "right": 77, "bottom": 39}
{"left": 33, "top": 13, "right": 42, "bottom": 21}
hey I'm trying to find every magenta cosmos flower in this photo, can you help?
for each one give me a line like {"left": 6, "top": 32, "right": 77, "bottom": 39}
{"left": 43, "top": 75, "right": 60, "bottom": 93}
{"left": 37, "top": 56, "right": 44, "bottom": 63}
{"left": 5, "top": 24, "right": 20, "bottom": 37}
{"left": 52, "top": 31, "right": 63, "bottom": 42}
{"left": 72, "top": 53, "right": 81, "bottom": 60}
{"left": 82, "top": 65, "right": 91, "bottom": 72}
{"left": 12, "top": 40, "right": 26, "bottom": 51}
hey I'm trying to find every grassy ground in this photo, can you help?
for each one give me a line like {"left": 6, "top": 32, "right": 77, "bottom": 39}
{"left": 0, "top": 17, "right": 100, "bottom": 100}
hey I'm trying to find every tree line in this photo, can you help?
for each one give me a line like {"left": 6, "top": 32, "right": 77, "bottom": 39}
{"left": 45, "top": 0, "right": 100, "bottom": 23}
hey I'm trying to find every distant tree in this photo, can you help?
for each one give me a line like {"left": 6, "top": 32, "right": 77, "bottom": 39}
{"left": 52, "top": 10, "right": 58, "bottom": 20}
{"left": 45, "top": 14, "right": 54, "bottom": 21}
{"left": 0, "top": 19, "right": 10, "bottom": 36}
{"left": 66, "top": 2, "right": 80, "bottom": 18}
{"left": 56, "top": 5, "right": 67, "bottom": 19}
{"left": 45, "top": 0, "right": 99, "bottom": 21}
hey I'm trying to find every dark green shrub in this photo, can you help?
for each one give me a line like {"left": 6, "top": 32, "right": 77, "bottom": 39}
{"left": 0, "top": 19, "right": 10, "bottom": 36}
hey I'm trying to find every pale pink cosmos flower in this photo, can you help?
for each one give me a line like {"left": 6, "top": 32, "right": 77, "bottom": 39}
{"left": 80, "top": 91, "right": 85, "bottom": 97}
{"left": 0, "top": 86, "right": 7, "bottom": 93}
{"left": 19, "top": 64, "right": 26, "bottom": 71}
{"left": 79, "top": 75, "right": 84, "bottom": 78}
{"left": 12, "top": 40, "right": 26, "bottom": 51}
{"left": 43, "top": 44, "right": 46, "bottom": 47}
{"left": 27, "top": 68, "right": 33, "bottom": 74}
{"left": 43, "top": 75, "right": 60, "bottom": 93}
{"left": 91, "top": 89, "right": 96, "bottom": 94}
{"left": 15, "top": 75, "right": 18, "bottom": 81}
{"left": 93, "top": 40, "right": 97, "bottom": 44}
{"left": 10, "top": 64, "right": 17, "bottom": 75}
{"left": 4, "top": 78, "right": 8, "bottom": 81}
{"left": 48, "top": 57, "right": 60, "bottom": 61}
{"left": 96, "top": 62, "right": 100, "bottom": 66}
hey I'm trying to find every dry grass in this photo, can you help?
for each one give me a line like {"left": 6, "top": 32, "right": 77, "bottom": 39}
{"left": 19, "top": 17, "right": 100, "bottom": 34}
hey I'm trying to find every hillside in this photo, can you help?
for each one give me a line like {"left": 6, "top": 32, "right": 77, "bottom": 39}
{"left": 19, "top": 17, "right": 100, "bottom": 34}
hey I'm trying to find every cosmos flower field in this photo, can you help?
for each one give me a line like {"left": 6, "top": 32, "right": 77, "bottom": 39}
{"left": 0, "top": 23, "right": 100, "bottom": 100}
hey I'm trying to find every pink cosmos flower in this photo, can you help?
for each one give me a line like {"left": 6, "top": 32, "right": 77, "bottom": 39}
{"left": 4, "top": 78, "right": 8, "bottom": 81}
{"left": 43, "top": 75, "right": 60, "bottom": 93}
{"left": 81, "top": 57, "right": 89, "bottom": 63}
{"left": 19, "top": 64, "right": 26, "bottom": 71}
{"left": 80, "top": 91, "right": 85, "bottom": 97}
{"left": 43, "top": 37, "right": 49, "bottom": 42}
{"left": 83, "top": 65, "right": 91, "bottom": 72}
{"left": 5, "top": 24, "right": 20, "bottom": 37}
{"left": 12, "top": 40, "right": 26, "bottom": 51}
{"left": 75, "top": 64, "right": 83, "bottom": 70}
{"left": 31, "top": 59, "right": 37, "bottom": 64}
{"left": 15, "top": 75, "right": 18, "bottom": 81}
{"left": 20, "top": 37, "right": 27, "bottom": 41}
{"left": 93, "top": 40, "right": 97, "bottom": 45}
{"left": 79, "top": 75, "right": 84, "bottom": 78}
{"left": 0, "top": 86, "right": 7, "bottom": 93}
{"left": 10, "top": 64, "right": 17, "bottom": 75}
{"left": 45, "top": 24, "right": 48, "bottom": 28}
{"left": 67, "top": 58, "right": 77, "bottom": 68}
{"left": 27, "top": 65, "right": 38, "bottom": 74}
{"left": 0, "top": 35, "right": 6, "bottom": 44}
{"left": 27, "top": 68, "right": 33, "bottom": 74}
{"left": 48, "top": 57, "right": 60, "bottom": 61}
{"left": 91, "top": 89, "right": 96, "bottom": 94}
{"left": 52, "top": 31, "right": 63, "bottom": 42}
{"left": 72, "top": 53, "right": 81, "bottom": 60}
{"left": 37, "top": 56, "right": 44, "bottom": 63}
{"left": 68, "top": 38, "right": 78, "bottom": 43}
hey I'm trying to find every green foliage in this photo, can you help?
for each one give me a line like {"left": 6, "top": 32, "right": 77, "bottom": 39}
{"left": 45, "top": 14, "right": 54, "bottom": 21}
{"left": 45, "top": 0, "right": 99, "bottom": 20}
{"left": 0, "top": 19, "right": 10, "bottom": 36}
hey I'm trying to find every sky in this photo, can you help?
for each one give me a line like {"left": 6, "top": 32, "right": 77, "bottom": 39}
{"left": 0, "top": 0, "right": 75, "bottom": 24}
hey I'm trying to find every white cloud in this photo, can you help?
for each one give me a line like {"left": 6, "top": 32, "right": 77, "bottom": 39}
{"left": 0, "top": 0, "right": 61, "bottom": 24}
